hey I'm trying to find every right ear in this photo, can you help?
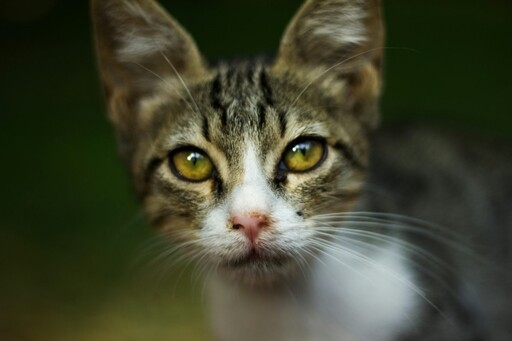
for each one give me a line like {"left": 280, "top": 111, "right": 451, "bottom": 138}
{"left": 91, "top": 0, "right": 206, "bottom": 140}
{"left": 272, "top": 0, "right": 384, "bottom": 129}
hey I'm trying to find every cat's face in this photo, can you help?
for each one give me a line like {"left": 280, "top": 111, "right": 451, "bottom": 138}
{"left": 92, "top": 0, "right": 383, "bottom": 285}
{"left": 136, "top": 62, "right": 371, "bottom": 283}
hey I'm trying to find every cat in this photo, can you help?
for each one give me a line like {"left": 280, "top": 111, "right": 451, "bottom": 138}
{"left": 91, "top": 0, "right": 512, "bottom": 340}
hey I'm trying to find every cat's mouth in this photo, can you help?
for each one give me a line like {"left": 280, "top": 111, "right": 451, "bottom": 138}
{"left": 224, "top": 250, "right": 290, "bottom": 269}
{"left": 220, "top": 249, "right": 300, "bottom": 285}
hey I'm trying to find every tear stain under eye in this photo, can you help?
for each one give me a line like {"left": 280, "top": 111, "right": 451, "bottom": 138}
{"left": 274, "top": 168, "right": 288, "bottom": 187}
{"left": 211, "top": 172, "right": 225, "bottom": 197}
{"left": 275, "top": 165, "right": 288, "bottom": 183}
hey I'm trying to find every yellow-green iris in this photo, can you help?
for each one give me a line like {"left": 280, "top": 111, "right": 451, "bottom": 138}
{"left": 283, "top": 140, "right": 325, "bottom": 172}
{"left": 171, "top": 149, "right": 214, "bottom": 182}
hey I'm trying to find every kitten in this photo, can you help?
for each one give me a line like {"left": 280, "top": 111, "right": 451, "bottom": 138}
{"left": 91, "top": 0, "right": 512, "bottom": 340}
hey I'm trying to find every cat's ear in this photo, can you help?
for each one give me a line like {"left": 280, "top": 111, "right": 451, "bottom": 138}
{"left": 91, "top": 0, "right": 206, "bottom": 130}
{"left": 273, "top": 0, "right": 384, "bottom": 129}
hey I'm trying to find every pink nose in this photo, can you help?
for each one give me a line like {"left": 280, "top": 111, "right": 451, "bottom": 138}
{"left": 231, "top": 214, "right": 269, "bottom": 243}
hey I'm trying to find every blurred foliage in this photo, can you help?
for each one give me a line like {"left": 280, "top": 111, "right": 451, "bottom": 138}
{"left": 0, "top": 0, "right": 511, "bottom": 340}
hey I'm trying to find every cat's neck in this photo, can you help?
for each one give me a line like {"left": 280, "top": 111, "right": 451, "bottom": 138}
{"left": 206, "top": 235, "right": 418, "bottom": 341}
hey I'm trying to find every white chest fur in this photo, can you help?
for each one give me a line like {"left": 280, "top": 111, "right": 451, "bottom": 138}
{"left": 208, "top": 238, "right": 419, "bottom": 341}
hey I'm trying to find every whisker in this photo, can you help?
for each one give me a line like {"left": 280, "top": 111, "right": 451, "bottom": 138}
{"left": 111, "top": 209, "right": 146, "bottom": 240}
{"left": 308, "top": 242, "right": 373, "bottom": 282}
{"left": 133, "top": 61, "right": 198, "bottom": 115}
{"left": 314, "top": 217, "right": 491, "bottom": 274}
{"left": 159, "top": 51, "right": 202, "bottom": 116}
{"left": 311, "top": 213, "right": 477, "bottom": 253}
{"left": 289, "top": 46, "right": 418, "bottom": 109}
{"left": 314, "top": 227, "right": 454, "bottom": 275}
{"left": 313, "top": 229, "right": 456, "bottom": 295}
{"left": 190, "top": 249, "right": 216, "bottom": 289}
{"left": 309, "top": 238, "right": 453, "bottom": 325}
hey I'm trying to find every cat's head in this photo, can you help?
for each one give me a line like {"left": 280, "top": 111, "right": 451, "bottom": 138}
{"left": 92, "top": 0, "right": 383, "bottom": 285}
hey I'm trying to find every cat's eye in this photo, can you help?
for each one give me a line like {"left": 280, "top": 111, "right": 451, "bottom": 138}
{"left": 282, "top": 139, "right": 326, "bottom": 173}
{"left": 169, "top": 148, "right": 214, "bottom": 182}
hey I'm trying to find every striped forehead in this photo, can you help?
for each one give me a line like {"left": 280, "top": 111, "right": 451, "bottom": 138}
{"left": 210, "top": 62, "right": 274, "bottom": 110}
{"left": 203, "top": 63, "right": 287, "bottom": 142}
{"left": 205, "top": 62, "right": 285, "bottom": 131}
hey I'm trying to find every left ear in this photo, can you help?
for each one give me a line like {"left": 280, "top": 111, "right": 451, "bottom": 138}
{"left": 91, "top": 0, "right": 207, "bottom": 163}
{"left": 273, "top": 0, "right": 384, "bottom": 129}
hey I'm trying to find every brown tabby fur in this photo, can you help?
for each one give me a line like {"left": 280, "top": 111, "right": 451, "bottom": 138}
{"left": 92, "top": 0, "right": 512, "bottom": 340}
{"left": 92, "top": 0, "right": 381, "bottom": 237}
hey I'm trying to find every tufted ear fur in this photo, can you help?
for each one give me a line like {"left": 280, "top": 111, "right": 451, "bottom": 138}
{"left": 91, "top": 0, "right": 206, "bottom": 157}
{"left": 273, "top": 0, "right": 384, "bottom": 129}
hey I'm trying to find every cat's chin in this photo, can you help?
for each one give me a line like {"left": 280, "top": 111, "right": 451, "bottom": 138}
{"left": 219, "top": 251, "right": 302, "bottom": 288}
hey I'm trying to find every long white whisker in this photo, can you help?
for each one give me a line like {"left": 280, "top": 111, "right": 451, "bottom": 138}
{"left": 310, "top": 238, "right": 453, "bottom": 325}
{"left": 311, "top": 213, "right": 477, "bottom": 255}
{"left": 313, "top": 230, "right": 455, "bottom": 294}
{"left": 308, "top": 242, "right": 373, "bottom": 282}
{"left": 133, "top": 61, "right": 198, "bottom": 115}
{"left": 289, "top": 47, "right": 418, "bottom": 109}
{"left": 159, "top": 51, "right": 202, "bottom": 115}
{"left": 313, "top": 226, "right": 454, "bottom": 274}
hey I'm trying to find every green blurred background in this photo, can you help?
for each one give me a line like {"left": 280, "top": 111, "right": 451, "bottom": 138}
{"left": 1, "top": 0, "right": 511, "bottom": 340}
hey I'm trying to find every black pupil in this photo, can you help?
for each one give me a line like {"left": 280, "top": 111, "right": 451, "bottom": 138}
{"left": 293, "top": 142, "right": 310, "bottom": 156}
{"left": 189, "top": 153, "right": 200, "bottom": 165}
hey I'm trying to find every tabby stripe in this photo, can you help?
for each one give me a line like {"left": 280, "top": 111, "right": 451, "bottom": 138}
{"left": 220, "top": 105, "right": 228, "bottom": 126}
{"left": 202, "top": 115, "right": 211, "bottom": 142}
{"left": 210, "top": 73, "right": 228, "bottom": 126}
{"left": 333, "top": 141, "right": 365, "bottom": 169}
{"left": 259, "top": 69, "right": 274, "bottom": 106}
{"left": 257, "top": 103, "right": 266, "bottom": 128}
{"left": 149, "top": 211, "right": 170, "bottom": 228}
{"left": 246, "top": 62, "right": 255, "bottom": 85}
{"left": 212, "top": 173, "right": 224, "bottom": 197}
{"left": 144, "top": 157, "right": 164, "bottom": 186}
{"left": 278, "top": 110, "right": 287, "bottom": 137}
{"left": 235, "top": 69, "right": 244, "bottom": 89}
{"left": 334, "top": 190, "right": 362, "bottom": 202}
{"left": 226, "top": 67, "right": 235, "bottom": 87}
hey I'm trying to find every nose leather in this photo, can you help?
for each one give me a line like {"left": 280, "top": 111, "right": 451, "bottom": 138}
{"left": 231, "top": 214, "right": 269, "bottom": 243}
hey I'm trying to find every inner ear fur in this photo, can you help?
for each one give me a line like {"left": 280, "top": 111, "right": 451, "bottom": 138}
{"left": 91, "top": 0, "right": 206, "bottom": 130}
{"left": 91, "top": 0, "right": 208, "bottom": 163}
{"left": 272, "top": 0, "right": 384, "bottom": 129}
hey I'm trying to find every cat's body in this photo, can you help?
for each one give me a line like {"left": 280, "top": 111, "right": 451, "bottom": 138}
{"left": 208, "top": 126, "right": 512, "bottom": 341}
{"left": 367, "top": 126, "right": 512, "bottom": 340}
{"left": 91, "top": 0, "right": 511, "bottom": 340}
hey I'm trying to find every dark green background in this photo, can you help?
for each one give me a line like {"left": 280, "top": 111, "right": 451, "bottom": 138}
{"left": 1, "top": 0, "right": 511, "bottom": 340}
